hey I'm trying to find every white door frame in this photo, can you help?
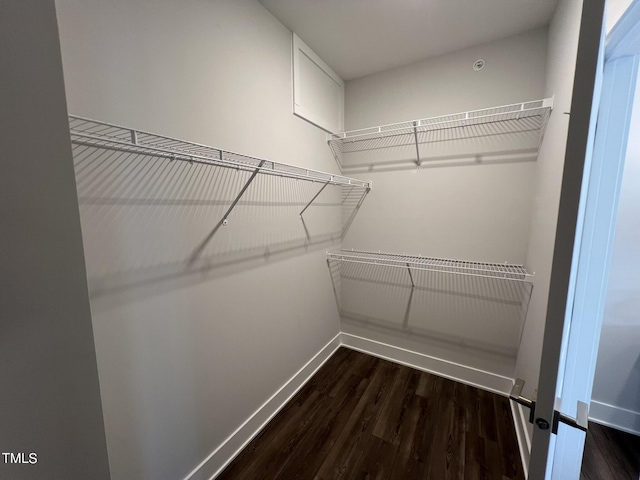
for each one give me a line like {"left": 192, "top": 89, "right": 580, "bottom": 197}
{"left": 548, "top": 49, "right": 639, "bottom": 480}
{"left": 528, "top": 2, "right": 640, "bottom": 478}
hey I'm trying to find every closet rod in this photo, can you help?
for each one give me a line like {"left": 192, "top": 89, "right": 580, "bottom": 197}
{"left": 68, "top": 115, "right": 371, "bottom": 189}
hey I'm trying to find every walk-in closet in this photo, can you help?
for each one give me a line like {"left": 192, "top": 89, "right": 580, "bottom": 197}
{"left": 3, "top": 1, "right": 639, "bottom": 479}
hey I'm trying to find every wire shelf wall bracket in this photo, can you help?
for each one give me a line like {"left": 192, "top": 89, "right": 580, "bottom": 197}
{"left": 327, "top": 97, "right": 554, "bottom": 167}
{"left": 300, "top": 180, "right": 329, "bottom": 217}
{"left": 68, "top": 115, "right": 372, "bottom": 262}
{"left": 326, "top": 249, "right": 535, "bottom": 283}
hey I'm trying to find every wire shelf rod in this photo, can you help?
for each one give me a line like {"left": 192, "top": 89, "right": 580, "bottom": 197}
{"left": 352, "top": 253, "right": 529, "bottom": 277}
{"left": 329, "top": 97, "right": 553, "bottom": 142}
{"left": 343, "top": 249, "right": 531, "bottom": 271}
{"left": 69, "top": 115, "right": 371, "bottom": 189}
{"left": 329, "top": 255, "right": 531, "bottom": 283}
{"left": 332, "top": 110, "right": 549, "bottom": 145}
{"left": 335, "top": 125, "right": 545, "bottom": 157}
{"left": 70, "top": 132, "right": 369, "bottom": 188}
{"left": 327, "top": 250, "right": 533, "bottom": 283}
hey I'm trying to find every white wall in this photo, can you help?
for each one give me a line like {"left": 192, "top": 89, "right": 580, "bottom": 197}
{"left": 514, "top": 0, "right": 584, "bottom": 404}
{"left": 590, "top": 65, "right": 640, "bottom": 434}
{"left": 344, "top": 27, "right": 547, "bottom": 264}
{"left": 606, "top": 0, "right": 633, "bottom": 33}
{"left": 0, "top": 1, "right": 110, "bottom": 479}
{"left": 54, "top": 1, "right": 344, "bottom": 478}
{"left": 340, "top": 29, "right": 547, "bottom": 378}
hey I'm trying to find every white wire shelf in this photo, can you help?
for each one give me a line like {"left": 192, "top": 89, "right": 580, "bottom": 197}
{"left": 327, "top": 249, "right": 534, "bottom": 283}
{"left": 328, "top": 98, "right": 553, "bottom": 166}
{"left": 68, "top": 115, "right": 371, "bottom": 189}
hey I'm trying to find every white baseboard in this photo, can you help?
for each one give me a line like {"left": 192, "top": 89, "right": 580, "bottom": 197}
{"left": 511, "top": 401, "right": 531, "bottom": 478}
{"left": 589, "top": 400, "right": 640, "bottom": 435}
{"left": 340, "top": 333, "right": 533, "bottom": 476}
{"left": 339, "top": 332, "right": 513, "bottom": 396}
{"left": 186, "top": 331, "right": 528, "bottom": 480}
{"left": 183, "top": 333, "right": 342, "bottom": 480}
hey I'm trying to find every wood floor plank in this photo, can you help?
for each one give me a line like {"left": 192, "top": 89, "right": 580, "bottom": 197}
{"left": 414, "top": 370, "right": 437, "bottom": 398}
{"left": 464, "top": 431, "right": 503, "bottom": 480}
{"left": 478, "top": 387, "right": 498, "bottom": 443}
{"left": 274, "top": 375, "right": 370, "bottom": 480}
{"left": 392, "top": 394, "right": 438, "bottom": 480}
{"left": 315, "top": 359, "right": 398, "bottom": 480}
{"left": 218, "top": 348, "right": 525, "bottom": 480}
{"left": 494, "top": 394, "right": 524, "bottom": 480}
{"left": 464, "top": 384, "right": 481, "bottom": 436}
{"left": 346, "top": 436, "right": 397, "bottom": 480}
{"left": 485, "top": 437, "right": 503, "bottom": 480}
{"left": 581, "top": 422, "right": 640, "bottom": 480}
{"left": 372, "top": 366, "right": 414, "bottom": 444}
{"left": 464, "top": 432, "right": 484, "bottom": 480}
{"left": 220, "top": 388, "right": 321, "bottom": 479}
{"left": 580, "top": 439, "right": 614, "bottom": 480}
{"left": 600, "top": 424, "right": 640, "bottom": 478}
{"left": 426, "top": 379, "right": 466, "bottom": 480}
{"left": 385, "top": 396, "right": 419, "bottom": 479}
{"left": 313, "top": 348, "right": 355, "bottom": 385}
{"left": 235, "top": 390, "right": 334, "bottom": 479}
{"left": 315, "top": 348, "right": 357, "bottom": 395}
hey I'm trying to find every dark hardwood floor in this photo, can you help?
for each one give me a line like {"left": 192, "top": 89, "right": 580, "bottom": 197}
{"left": 219, "top": 347, "right": 525, "bottom": 480}
{"left": 581, "top": 421, "right": 640, "bottom": 480}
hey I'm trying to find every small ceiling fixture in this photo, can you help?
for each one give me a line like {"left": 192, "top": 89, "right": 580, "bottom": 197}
{"left": 473, "top": 59, "right": 485, "bottom": 71}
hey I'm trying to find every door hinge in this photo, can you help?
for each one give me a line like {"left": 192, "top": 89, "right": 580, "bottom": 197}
{"left": 509, "top": 379, "right": 589, "bottom": 434}
{"left": 552, "top": 397, "right": 589, "bottom": 434}
{"left": 510, "top": 378, "right": 536, "bottom": 424}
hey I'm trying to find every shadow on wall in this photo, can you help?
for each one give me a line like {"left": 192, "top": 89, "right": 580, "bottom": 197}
{"left": 328, "top": 260, "right": 533, "bottom": 362}
{"left": 72, "top": 142, "right": 368, "bottom": 302}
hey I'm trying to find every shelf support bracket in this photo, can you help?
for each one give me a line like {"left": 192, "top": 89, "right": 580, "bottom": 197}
{"left": 406, "top": 263, "right": 415, "bottom": 288}
{"left": 300, "top": 180, "right": 330, "bottom": 217}
{"left": 187, "top": 160, "right": 265, "bottom": 264}
{"left": 220, "top": 159, "right": 265, "bottom": 225}
{"left": 413, "top": 122, "right": 421, "bottom": 166}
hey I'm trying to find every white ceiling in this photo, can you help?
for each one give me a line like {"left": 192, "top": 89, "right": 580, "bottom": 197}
{"left": 260, "top": 0, "right": 559, "bottom": 81}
